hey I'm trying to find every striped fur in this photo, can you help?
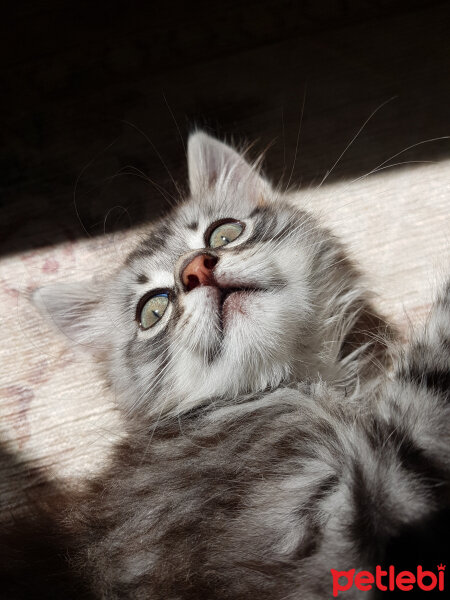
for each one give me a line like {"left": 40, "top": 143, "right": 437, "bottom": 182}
{"left": 59, "top": 279, "right": 449, "bottom": 600}
{"left": 12, "top": 132, "right": 448, "bottom": 598}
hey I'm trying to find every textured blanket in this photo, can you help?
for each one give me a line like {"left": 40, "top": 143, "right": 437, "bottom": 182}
{"left": 1, "top": 160, "right": 448, "bottom": 520}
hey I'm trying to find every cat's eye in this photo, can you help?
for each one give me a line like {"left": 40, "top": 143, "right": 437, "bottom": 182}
{"left": 207, "top": 220, "right": 244, "bottom": 248}
{"left": 138, "top": 292, "right": 170, "bottom": 330}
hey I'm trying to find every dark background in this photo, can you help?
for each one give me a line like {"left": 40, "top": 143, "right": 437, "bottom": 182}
{"left": 0, "top": 1, "right": 449, "bottom": 595}
{"left": 1, "top": 0, "right": 449, "bottom": 258}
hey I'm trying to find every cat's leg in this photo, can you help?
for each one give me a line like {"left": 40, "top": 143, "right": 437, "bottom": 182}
{"left": 342, "top": 280, "right": 450, "bottom": 565}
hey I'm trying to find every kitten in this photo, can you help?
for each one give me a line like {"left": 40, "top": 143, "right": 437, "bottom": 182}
{"left": 2, "top": 132, "right": 449, "bottom": 599}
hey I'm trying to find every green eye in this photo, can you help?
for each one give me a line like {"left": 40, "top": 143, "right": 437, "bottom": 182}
{"left": 208, "top": 221, "right": 244, "bottom": 248}
{"left": 139, "top": 293, "right": 170, "bottom": 329}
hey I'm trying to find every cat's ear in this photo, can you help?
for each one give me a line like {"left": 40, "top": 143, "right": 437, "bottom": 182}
{"left": 31, "top": 279, "right": 112, "bottom": 354}
{"left": 187, "top": 131, "right": 271, "bottom": 201}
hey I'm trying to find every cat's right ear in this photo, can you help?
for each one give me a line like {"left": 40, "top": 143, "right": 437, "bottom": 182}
{"left": 187, "top": 131, "right": 270, "bottom": 200}
{"left": 31, "top": 279, "right": 113, "bottom": 355}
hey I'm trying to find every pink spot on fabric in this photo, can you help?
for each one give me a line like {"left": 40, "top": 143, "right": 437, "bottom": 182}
{"left": 0, "top": 277, "right": 19, "bottom": 299}
{"left": 42, "top": 258, "right": 59, "bottom": 273}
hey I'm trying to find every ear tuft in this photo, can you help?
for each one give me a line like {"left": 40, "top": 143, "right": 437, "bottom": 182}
{"left": 32, "top": 279, "right": 110, "bottom": 353}
{"left": 187, "top": 131, "right": 270, "bottom": 199}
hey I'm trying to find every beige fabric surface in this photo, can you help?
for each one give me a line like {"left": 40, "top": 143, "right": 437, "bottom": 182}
{"left": 1, "top": 160, "right": 449, "bottom": 513}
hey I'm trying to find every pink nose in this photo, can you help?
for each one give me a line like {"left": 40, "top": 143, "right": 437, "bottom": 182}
{"left": 182, "top": 253, "right": 218, "bottom": 291}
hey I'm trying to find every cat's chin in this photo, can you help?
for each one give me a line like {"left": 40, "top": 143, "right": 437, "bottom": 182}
{"left": 221, "top": 289, "right": 261, "bottom": 326}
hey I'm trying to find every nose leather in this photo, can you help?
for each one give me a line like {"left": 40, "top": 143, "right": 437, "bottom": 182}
{"left": 181, "top": 253, "right": 217, "bottom": 291}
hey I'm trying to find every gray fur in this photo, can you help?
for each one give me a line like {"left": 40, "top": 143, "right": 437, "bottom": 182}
{"left": 31, "top": 132, "right": 449, "bottom": 599}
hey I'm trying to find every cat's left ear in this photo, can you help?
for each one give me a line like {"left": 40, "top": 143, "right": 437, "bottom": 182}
{"left": 187, "top": 131, "right": 271, "bottom": 202}
{"left": 31, "top": 279, "right": 113, "bottom": 355}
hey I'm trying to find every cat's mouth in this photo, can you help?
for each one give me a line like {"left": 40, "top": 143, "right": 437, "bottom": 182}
{"left": 218, "top": 287, "right": 263, "bottom": 324}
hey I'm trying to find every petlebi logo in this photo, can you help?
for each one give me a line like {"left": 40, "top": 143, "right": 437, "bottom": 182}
{"left": 331, "top": 564, "right": 445, "bottom": 596}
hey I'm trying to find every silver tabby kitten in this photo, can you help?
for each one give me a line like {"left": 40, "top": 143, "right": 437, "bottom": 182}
{"left": 8, "top": 133, "right": 450, "bottom": 598}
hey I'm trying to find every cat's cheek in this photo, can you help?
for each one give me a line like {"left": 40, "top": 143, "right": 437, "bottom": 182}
{"left": 242, "top": 294, "right": 299, "bottom": 356}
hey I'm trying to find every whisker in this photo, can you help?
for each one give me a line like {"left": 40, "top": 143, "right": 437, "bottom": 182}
{"left": 316, "top": 96, "right": 397, "bottom": 191}
{"left": 163, "top": 92, "right": 186, "bottom": 156}
{"left": 121, "top": 119, "right": 184, "bottom": 201}
{"left": 284, "top": 84, "right": 307, "bottom": 192}
{"left": 73, "top": 136, "right": 121, "bottom": 238}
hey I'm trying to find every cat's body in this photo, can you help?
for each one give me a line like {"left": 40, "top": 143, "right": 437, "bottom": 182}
{"left": 1, "top": 132, "right": 449, "bottom": 598}
{"left": 64, "top": 345, "right": 450, "bottom": 600}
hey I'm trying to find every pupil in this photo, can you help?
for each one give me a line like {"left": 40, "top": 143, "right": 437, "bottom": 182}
{"left": 221, "top": 235, "right": 229, "bottom": 242}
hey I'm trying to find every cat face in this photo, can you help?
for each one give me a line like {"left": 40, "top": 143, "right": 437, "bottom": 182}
{"left": 34, "top": 132, "right": 345, "bottom": 418}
